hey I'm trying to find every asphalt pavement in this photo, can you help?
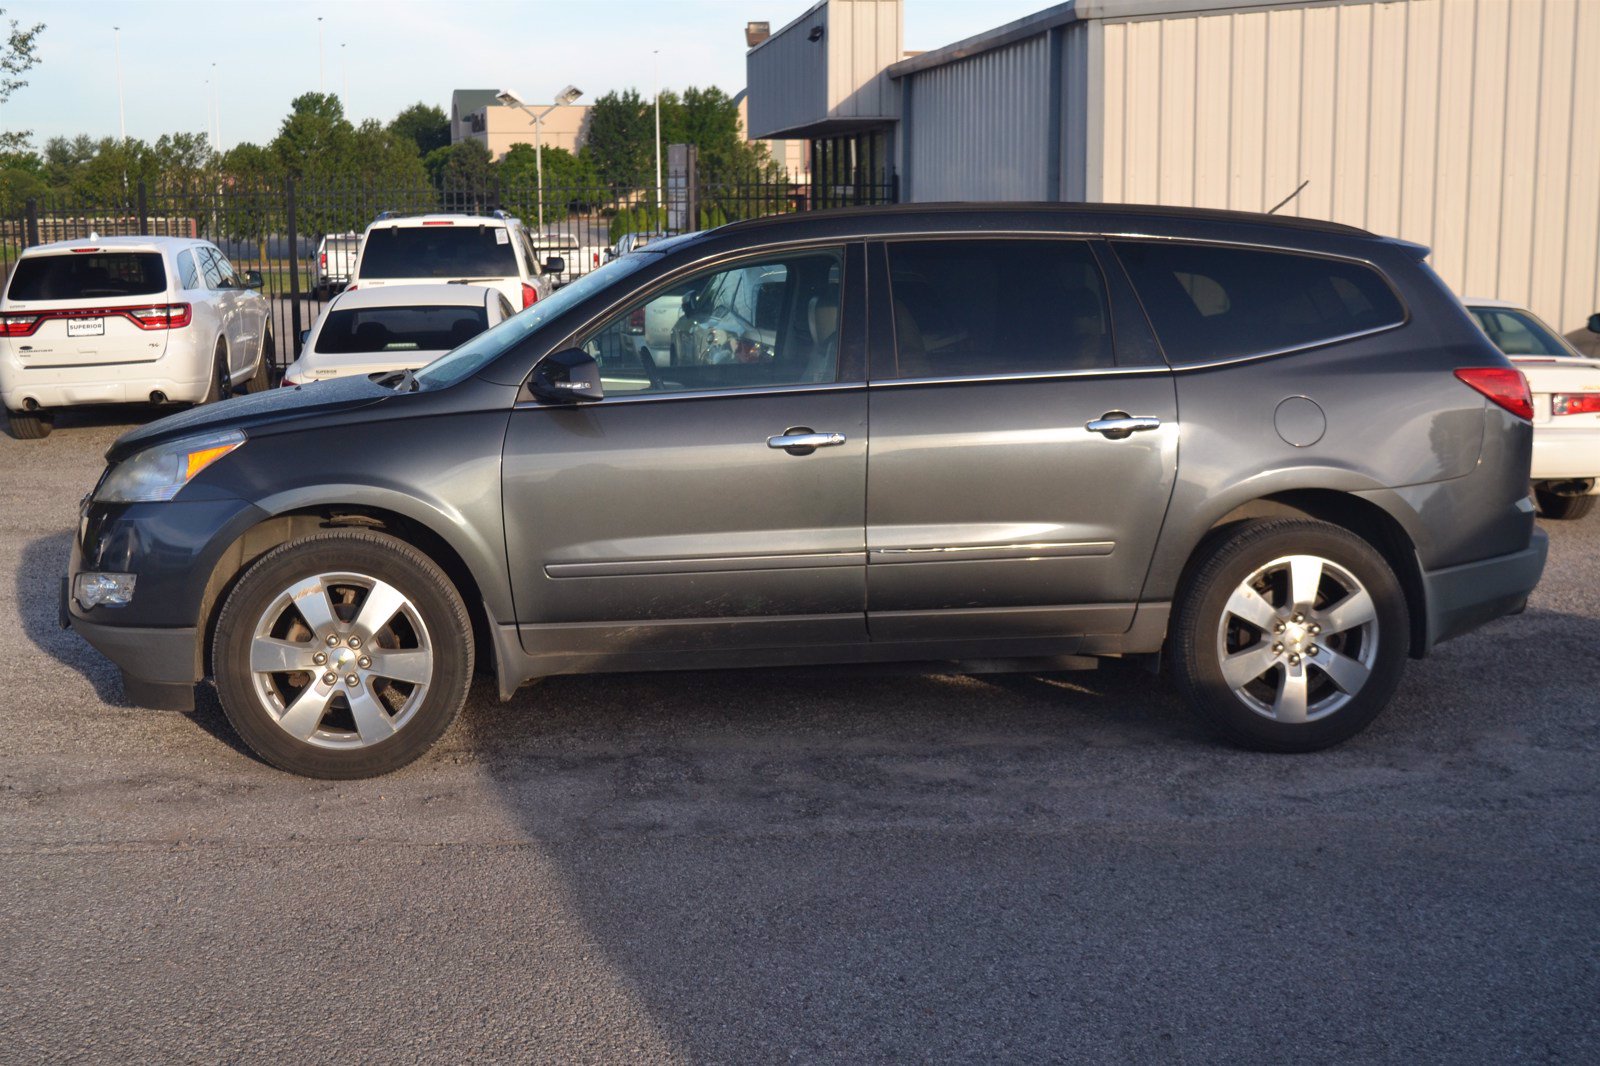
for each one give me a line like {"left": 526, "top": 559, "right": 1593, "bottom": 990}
{"left": 3, "top": 410, "right": 1597, "bottom": 1063}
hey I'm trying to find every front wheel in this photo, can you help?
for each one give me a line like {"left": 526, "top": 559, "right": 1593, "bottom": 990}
{"left": 1534, "top": 489, "right": 1596, "bottom": 521}
{"left": 212, "top": 530, "right": 474, "bottom": 778}
{"left": 1170, "top": 519, "right": 1410, "bottom": 752}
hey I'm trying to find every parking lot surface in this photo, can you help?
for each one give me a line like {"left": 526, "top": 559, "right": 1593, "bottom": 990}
{"left": 3, "top": 412, "right": 1597, "bottom": 1063}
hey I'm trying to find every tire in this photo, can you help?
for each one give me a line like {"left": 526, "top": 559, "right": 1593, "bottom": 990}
{"left": 211, "top": 530, "right": 474, "bottom": 778}
{"left": 200, "top": 340, "right": 231, "bottom": 404}
{"left": 6, "top": 409, "right": 52, "bottom": 439}
{"left": 1170, "top": 518, "right": 1410, "bottom": 753}
{"left": 1535, "top": 489, "right": 1596, "bottom": 521}
{"left": 245, "top": 329, "right": 274, "bottom": 393}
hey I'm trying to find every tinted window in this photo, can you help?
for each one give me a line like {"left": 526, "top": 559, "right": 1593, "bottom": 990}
{"left": 359, "top": 225, "right": 519, "bottom": 279}
{"left": 1469, "top": 307, "right": 1577, "bottom": 358}
{"left": 886, "top": 240, "right": 1112, "bottom": 378}
{"left": 1114, "top": 241, "right": 1404, "bottom": 363}
{"left": 314, "top": 305, "right": 490, "bottom": 354}
{"left": 7, "top": 252, "right": 167, "bottom": 300}
{"left": 580, "top": 250, "right": 844, "bottom": 395}
{"left": 176, "top": 250, "right": 200, "bottom": 290}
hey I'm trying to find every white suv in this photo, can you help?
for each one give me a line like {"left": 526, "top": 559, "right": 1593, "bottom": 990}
{"left": 1, "top": 236, "right": 273, "bottom": 439}
{"left": 348, "top": 211, "right": 559, "bottom": 311}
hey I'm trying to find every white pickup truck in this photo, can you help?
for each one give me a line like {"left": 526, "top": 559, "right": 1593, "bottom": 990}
{"left": 314, "top": 233, "right": 360, "bottom": 299}
{"left": 1468, "top": 298, "right": 1600, "bottom": 520}
{"left": 528, "top": 232, "right": 607, "bottom": 288}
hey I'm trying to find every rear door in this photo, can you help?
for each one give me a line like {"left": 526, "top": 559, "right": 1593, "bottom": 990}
{"left": 2, "top": 250, "right": 171, "bottom": 367}
{"left": 205, "top": 246, "right": 259, "bottom": 370}
{"left": 864, "top": 237, "right": 1179, "bottom": 642}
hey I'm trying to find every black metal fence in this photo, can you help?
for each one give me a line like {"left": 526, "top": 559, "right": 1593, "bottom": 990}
{"left": 2, "top": 171, "right": 897, "bottom": 371}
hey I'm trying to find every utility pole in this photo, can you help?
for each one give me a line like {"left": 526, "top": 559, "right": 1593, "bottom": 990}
{"left": 114, "top": 26, "right": 126, "bottom": 141}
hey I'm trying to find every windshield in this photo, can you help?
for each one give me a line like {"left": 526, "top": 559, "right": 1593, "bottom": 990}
{"left": 358, "top": 225, "right": 518, "bottom": 279}
{"left": 414, "top": 254, "right": 656, "bottom": 388}
{"left": 314, "top": 304, "right": 488, "bottom": 355}
{"left": 8, "top": 252, "right": 166, "bottom": 300}
{"left": 1469, "top": 306, "right": 1580, "bottom": 358}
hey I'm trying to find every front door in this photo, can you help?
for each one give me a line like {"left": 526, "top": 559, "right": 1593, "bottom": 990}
{"left": 865, "top": 238, "right": 1179, "bottom": 642}
{"left": 502, "top": 244, "right": 869, "bottom": 670}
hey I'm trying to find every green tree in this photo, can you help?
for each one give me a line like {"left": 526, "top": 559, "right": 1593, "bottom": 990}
{"left": 219, "top": 142, "right": 285, "bottom": 261}
{"left": 0, "top": 7, "right": 43, "bottom": 153}
{"left": 388, "top": 103, "right": 450, "bottom": 156}
{"left": 0, "top": 145, "right": 43, "bottom": 207}
{"left": 424, "top": 138, "right": 493, "bottom": 205}
{"left": 497, "top": 143, "right": 601, "bottom": 228}
{"left": 272, "top": 92, "right": 354, "bottom": 182}
{"left": 584, "top": 89, "right": 655, "bottom": 190}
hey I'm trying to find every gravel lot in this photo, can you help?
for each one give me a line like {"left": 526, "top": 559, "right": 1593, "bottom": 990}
{"left": 3, "top": 410, "right": 1597, "bottom": 1063}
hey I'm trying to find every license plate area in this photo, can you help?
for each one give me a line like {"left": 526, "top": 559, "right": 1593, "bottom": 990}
{"left": 66, "top": 317, "right": 106, "bottom": 337}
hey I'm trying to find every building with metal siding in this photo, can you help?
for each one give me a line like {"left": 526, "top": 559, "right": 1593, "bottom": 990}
{"left": 747, "top": 0, "right": 1600, "bottom": 336}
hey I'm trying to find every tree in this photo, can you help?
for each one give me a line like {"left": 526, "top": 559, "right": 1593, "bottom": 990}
{"left": 388, "top": 103, "right": 450, "bottom": 156}
{"left": 424, "top": 139, "right": 493, "bottom": 205}
{"left": 499, "top": 143, "right": 601, "bottom": 227}
{"left": 584, "top": 89, "right": 655, "bottom": 190}
{"left": 272, "top": 92, "right": 354, "bottom": 182}
{"left": 0, "top": 7, "right": 43, "bottom": 153}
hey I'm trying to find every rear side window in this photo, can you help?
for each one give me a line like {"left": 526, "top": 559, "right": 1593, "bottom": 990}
{"left": 7, "top": 252, "right": 166, "bottom": 300}
{"left": 886, "top": 240, "right": 1113, "bottom": 378}
{"left": 176, "top": 250, "right": 200, "bottom": 290}
{"left": 1113, "top": 241, "right": 1404, "bottom": 364}
{"left": 315, "top": 305, "right": 491, "bottom": 354}
{"left": 358, "top": 225, "right": 519, "bottom": 279}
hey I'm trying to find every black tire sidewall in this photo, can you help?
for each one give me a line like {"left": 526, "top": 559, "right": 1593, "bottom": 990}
{"left": 6, "top": 410, "right": 51, "bottom": 439}
{"left": 1535, "top": 490, "right": 1595, "bottom": 521}
{"left": 1172, "top": 520, "right": 1410, "bottom": 753}
{"left": 212, "top": 531, "right": 474, "bottom": 778}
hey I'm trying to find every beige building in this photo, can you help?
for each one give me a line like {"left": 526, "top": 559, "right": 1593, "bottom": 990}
{"left": 748, "top": 0, "right": 1600, "bottom": 337}
{"left": 450, "top": 89, "right": 592, "bottom": 161}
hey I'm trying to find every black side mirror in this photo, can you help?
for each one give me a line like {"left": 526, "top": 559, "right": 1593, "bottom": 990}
{"left": 243, "top": 269, "right": 264, "bottom": 290}
{"left": 543, "top": 256, "right": 565, "bottom": 275}
{"left": 529, "top": 348, "right": 604, "bottom": 404}
{"left": 1588, "top": 312, "right": 1600, "bottom": 335}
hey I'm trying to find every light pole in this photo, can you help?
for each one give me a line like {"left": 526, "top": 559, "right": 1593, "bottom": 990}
{"left": 211, "top": 62, "right": 221, "bottom": 151}
{"left": 317, "top": 17, "right": 325, "bottom": 93}
{"left": 496, "top": 86, "right": 583, "bottom": 234}
{"left": 114, "top": 26, "right": 126, "bottom": 141}
{"left": 341, "top": 42, "right": 348, "bottom": 106}
{"left": 653, "top": 51, "right": 662, "bottom": 209}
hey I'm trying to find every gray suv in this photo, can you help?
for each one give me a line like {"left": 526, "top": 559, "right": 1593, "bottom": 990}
{"left": 64, "top": 205, "right": 1548, "bottom": 778}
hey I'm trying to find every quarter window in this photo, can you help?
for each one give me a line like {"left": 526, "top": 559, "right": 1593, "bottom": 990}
{"left": 176, "top": 250, "right": 200, "bottom": 290}
{"left": 580, "top": 250, "right": 844, "bottom": 395}
{"left": 885, "top": 239, "right": 1113, "bottom": 378}
{"left": 1113, "top": 241, "right": 1405, "bottom": 364}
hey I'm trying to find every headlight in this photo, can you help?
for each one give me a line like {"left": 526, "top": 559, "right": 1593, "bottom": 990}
{"left": 94, "top": 429, "right": 246, "bottom": 503}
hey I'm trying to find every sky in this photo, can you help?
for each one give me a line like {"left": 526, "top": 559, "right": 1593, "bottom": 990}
{"left": 3, "top": 0, "right": 1051, "bottom": 150}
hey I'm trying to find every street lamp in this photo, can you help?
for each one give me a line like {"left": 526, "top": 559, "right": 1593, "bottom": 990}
{"left": 496, "top": 85, "right": 583, "bottom": 234}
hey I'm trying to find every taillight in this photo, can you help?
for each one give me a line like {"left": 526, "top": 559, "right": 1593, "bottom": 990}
{"left": 2, "top": 314, "right": 39, "bottom": 336}
{"left": 627, "top": 308, "right": 646, "bottom": 333}
{"left": 345, "top": 284, "right": 357, "bottom": 291}
{"left": 1552, "top": 393, "right": 1600, "bottom": 417}
{"left": 125, "top": 304, "right": 192, "bottom": 330}
{"left": 422, "top": 220, "right": 454, "bottom": 226}
{"left": 592, "top": 251, "right": 601, "bottom": 269}
{"left": 320, "top": 252, "right": 327, "bottom": 270}
{"left": 1456, "top": 367, "right": 1533, "bottom": 421}
{"left": 521, "top": 283, "right": 537, "bottom": 308}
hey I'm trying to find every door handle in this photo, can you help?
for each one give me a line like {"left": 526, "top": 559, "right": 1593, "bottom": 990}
{"left": 1086, "top": 411, "right": 1162, "bottom": 440}
{"left": 767, "top": 428, "right": 846, "bottom": 454}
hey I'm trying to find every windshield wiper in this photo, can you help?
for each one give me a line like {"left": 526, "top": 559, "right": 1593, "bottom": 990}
{"left": 374, "top": 368, "right": 420, "bottom": 392}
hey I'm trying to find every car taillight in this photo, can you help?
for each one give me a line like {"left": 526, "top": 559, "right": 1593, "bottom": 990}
{"left": 521, "top": 283, "right": 537, "bottom": 308}
{"left": 320, "top": 252, "right": 327, "bottom": 270}
{"left": 1552, "top": 393, "right": 1600, "bottom": 417}
{"left": 1, "top": 314, "right": 39, "bottom": 336}
{"left": 345, "top": 284, "right": 357, "bottom": 291}
{"left": 1456, "top": 367, "right": 1533, "bottom": 421}
{"left": 627, "top": 308, "right": 646, "bottom": 333}
{"left": 126, "top": 303, "right": 192, "bottom": 330}
{"left": 592, "top": 251, "right": 601, "bottom": 268}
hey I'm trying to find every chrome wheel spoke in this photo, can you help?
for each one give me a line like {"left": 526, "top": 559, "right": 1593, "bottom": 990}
{"left": 347, "top": 684, "right": 397, "bottom": 745}
{"left": 1221, "top": 641, "right": 1279, "bottom": 689}
{"left": 1318, "top": 588, "right": 1376, "bottom": 636}
{"left": 369, "top": 649, "right": 432, "bottom": 686}
{"left": 1273, "top": 663, "right": 1310, "bottom": 723}
{"left": 1312, "top": 646, "right": 1370, "bottom": 694}
{"left": 351, "top": 580, "right": 407, "bottom": 644}
{"left": 287, "top": 575, "right": 339, "bottom": 634}
{"left": 1288, "top": 555, "right": 1324, "bottom": 611}
{"left": 277, "top": 681, "right": 335, "bottom": 741}
{"left": 250, "top": 636, "right": 319, "bottom": 674}
{"left": 1224, "top": 583, "right": 1280, "bottom": 631}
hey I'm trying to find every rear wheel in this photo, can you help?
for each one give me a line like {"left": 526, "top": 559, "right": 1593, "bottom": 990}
{"left": 200, "top": 340, "right": 232, "bottom": 404}
{"left": 1534, "top": 489, "right": 1595, "bottom": 521}
{"left": 1170, "top": 519, "right": 1410, "bottom": 752}
{"left": 212, "top": 530, "right": 473, "bottom": 778}
{"left": 5, "top": 408, "right": 52, "bottom": 439}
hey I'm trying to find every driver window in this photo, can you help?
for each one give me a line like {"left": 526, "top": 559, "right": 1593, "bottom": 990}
{"left": 579, "top": 249, "right": 843, "bottom": 396}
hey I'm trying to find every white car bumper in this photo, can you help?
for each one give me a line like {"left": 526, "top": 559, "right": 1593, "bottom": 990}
{"left": 1531, "top": 425, "right": 1600, "bottom": 488}
{"left": 1, "top": 357, "right": 211, "bottom": 410}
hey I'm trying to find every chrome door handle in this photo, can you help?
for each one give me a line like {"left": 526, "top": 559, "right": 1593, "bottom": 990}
{"left": 1086, "top": 412, "right": 1162, "bottom": 440}
{"left": 767, "top": 429, "right": 846, "bottom": 453}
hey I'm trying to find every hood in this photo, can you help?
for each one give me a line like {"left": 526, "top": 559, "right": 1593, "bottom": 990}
{"left": 108, "top": 374, "right": 392, "bottom": 461}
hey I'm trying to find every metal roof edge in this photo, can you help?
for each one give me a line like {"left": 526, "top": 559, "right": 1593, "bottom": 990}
{"left": 747, "top": 0, "right": 828, "bottom": 56}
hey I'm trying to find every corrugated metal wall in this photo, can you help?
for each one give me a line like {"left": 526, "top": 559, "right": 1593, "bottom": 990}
{"left": 1098, "top": 0, "right": 1600, "bottom": 334}
{"left": 829, "top": 0, "right": 902, "bottom": 122}
{"left": 747, "top": 3, "right": 831, "bottom": 139}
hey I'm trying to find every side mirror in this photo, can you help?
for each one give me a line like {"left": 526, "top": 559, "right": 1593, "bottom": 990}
{"left": 1588, "top": 312, "right": 1600, "bottom": 335}
{"left": 243, "top": 269, "right": 264, "bottom": 290}
{"left": 529, "top": 347, "right": 604, "bottom": 404}
{"left": 543, "top": 256, "right": 565, "bottom": 275}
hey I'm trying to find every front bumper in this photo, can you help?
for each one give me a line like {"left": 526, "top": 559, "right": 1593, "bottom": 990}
{"left": 1420, "top": 528, "right": 1548, "bottom": 650}
{"left": 62, "top": 585, "right": 198, "bottom": 710}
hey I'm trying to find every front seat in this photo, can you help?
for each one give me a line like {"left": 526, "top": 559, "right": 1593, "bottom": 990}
{"left": 804, "top": 293, "right": 839, "bottom": 382}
